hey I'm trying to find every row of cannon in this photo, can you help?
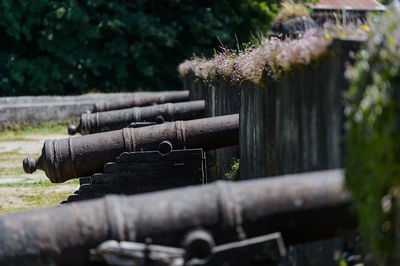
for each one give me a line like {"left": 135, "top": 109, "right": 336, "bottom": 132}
{"left": 0, "top": 90, "right": 358, "bottom": 265}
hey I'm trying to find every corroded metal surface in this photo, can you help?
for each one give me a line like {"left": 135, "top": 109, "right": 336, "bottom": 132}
{"left": 24, "top": 114, "right": 239, "bottom": 183}
{"left": 0, "top": 169, "right": 355, "bottom": 266}
{"left": 93, "top": 90, "right": 190, "bottom": 112}
{"left": 90, "top": 232, "right": 285, "bottom": 265}
{"left": 63, "top": 148, "right": 206, "bottom": 202}
{"left": 68, "top": 100, "right": 205, "bottom": 135}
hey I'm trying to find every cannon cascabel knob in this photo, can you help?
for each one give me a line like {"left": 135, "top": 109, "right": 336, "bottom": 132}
{"left": 68, "top": 124, "right": 79, "bottom": 135}
{"left": 68, "top": 113, "right": 84, "bottom": 135}
{"left": 22, "top": 139, "right": 68, "bottom": 183}
{"left": 23, "top": 157, "right": 38, "bottom": 174}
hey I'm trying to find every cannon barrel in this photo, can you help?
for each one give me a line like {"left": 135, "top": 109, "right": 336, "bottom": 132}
{"left": 68, "top": 100, "right": 205, "bottom": 135}
{"left": 23, "top": 114, "right": 239, "bottom": 183}
{"left": 0, "top": 169, "right": 355, "bottom": 266}
{"left": 93, "top": 90, "right": 190, "bottom": 112}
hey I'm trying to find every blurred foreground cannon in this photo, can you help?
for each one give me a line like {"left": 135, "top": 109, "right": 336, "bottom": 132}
{"left": 68, "top": 100, "right": 205, "bottom": 135}
{"left": 23, "top": 114, "right": 238, "bottom": 183}
{"left": 0, "top": 169, "right": 355, "bottom": 266}
{"left": 93, "top": 90, "right": 190, "bottom": 112}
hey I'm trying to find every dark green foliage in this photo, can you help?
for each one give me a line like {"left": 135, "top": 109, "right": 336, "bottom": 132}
{"left": 225, "top": 159, "right": 240, "bottom": 181}
{"left": 378, "top": 0, "right": 393, "bottom": 5}
{"left": 0, "top": 0, "right": 279, "bottom": 95}
{"left": 345, "top": 8, "right": 400, "bottom": 263}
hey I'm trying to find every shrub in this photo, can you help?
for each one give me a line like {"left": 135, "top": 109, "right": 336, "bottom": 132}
{"left": 273, "top": 0, "right": 310, "bottom": 25}
{"left": 345, "top": 8, "right": 400, "bottom": 263}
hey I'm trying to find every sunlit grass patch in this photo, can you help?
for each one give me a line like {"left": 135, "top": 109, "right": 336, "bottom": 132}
{"left": 0, "top": 126, "right": 77, "bottom": 214}
{"left": 0, "top": 185, "right": 78, "bottom": 214}
{"left": 0, "top": 179, "right": 79, "bottom": 187}
{"left": 0, "top": 148, "right": 21, "bottom": 154}
{"left": 0, "top": 152, "right": 39, "bottom": 168}
{"left": 0, "top": 166, "right": 25, "bottom": 177}
{"left": 0, "top": 122, "right": 68, "bottom": 139}
{"left": 0, "top": 136, "right": 38, "bottom": 142}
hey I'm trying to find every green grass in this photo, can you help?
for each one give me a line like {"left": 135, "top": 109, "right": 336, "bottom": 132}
{"left": 0, "top": 151, "right": 39, "bottom": 160}
{"left": 1, "top": 148, "right": 21, "bottom": 154}
{"left": 0, "top": 136, "right": 37, "bottom": 142}
{"left": 0, "top": 166, "right": 25, "bottom": 177}
{"left": 0, "top": 153, "right": 40, "bottom": 171}
{"left": 0, "top": 126, "right": 77, "bottom": 214}
{"left": 0, "top": 121, "right": 70, "bottom": 139}
{"left": 0, "top": 187, "right": 76, "bottom": 213}
{"left": 0, "top": 179, "right": 79, "bottom": 187}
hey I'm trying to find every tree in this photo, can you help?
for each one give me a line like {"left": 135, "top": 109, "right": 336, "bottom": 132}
{"left": 0, "top": 0, "right": 279, "bottom": 95}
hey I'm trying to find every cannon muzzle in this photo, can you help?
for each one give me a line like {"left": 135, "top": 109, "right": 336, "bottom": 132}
{"left": 68, "top": 100, "right": 205, "bottom": 135}
{"left": 0, "top": 169, "right": 355, "bottom": 266}
{"left": 94, "top": 90, "right": 190, "bottom": 112}
{"left": 24, "top": 114, "right": 239, "bottom": 183}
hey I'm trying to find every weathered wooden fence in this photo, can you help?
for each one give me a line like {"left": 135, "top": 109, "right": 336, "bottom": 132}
{"left": 182, "top": 37, "right": 364, "bottom": 265}
{"left": 239, "top": 38, "right": 364, "bottom": 266}
{"left": 185, "top": 74, "right": 240, "bottom": 180}
{"left": 240, "top": 38, "right": 363, "bottom": 179}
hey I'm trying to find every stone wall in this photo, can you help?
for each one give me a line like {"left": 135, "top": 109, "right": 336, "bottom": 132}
{"left": 0, "top": 92, "right": 136, "bottom": 105}
{"left": 1, "top": 92, "right": 149, "bottom": 129}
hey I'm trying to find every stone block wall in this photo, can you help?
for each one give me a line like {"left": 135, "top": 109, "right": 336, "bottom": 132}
{"left": 1, "top": 92, "right": 149, "bottom": 129}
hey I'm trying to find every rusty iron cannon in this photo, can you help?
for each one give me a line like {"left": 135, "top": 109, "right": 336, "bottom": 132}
{"left": 68, "top": 100, "right": 205, "bottom": 135}
{"left": 93, "top": 90, "right": 190, "bottom": 112}
{"left": 23, "top": 114, "right": 238, "bottom": 183}
{"left": 0, "top": 169, "right": 355, "bottom": 266}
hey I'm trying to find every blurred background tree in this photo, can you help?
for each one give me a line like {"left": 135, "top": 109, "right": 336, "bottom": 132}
{"left": 0, "top": 0, "right": 283, "bottom": 95}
